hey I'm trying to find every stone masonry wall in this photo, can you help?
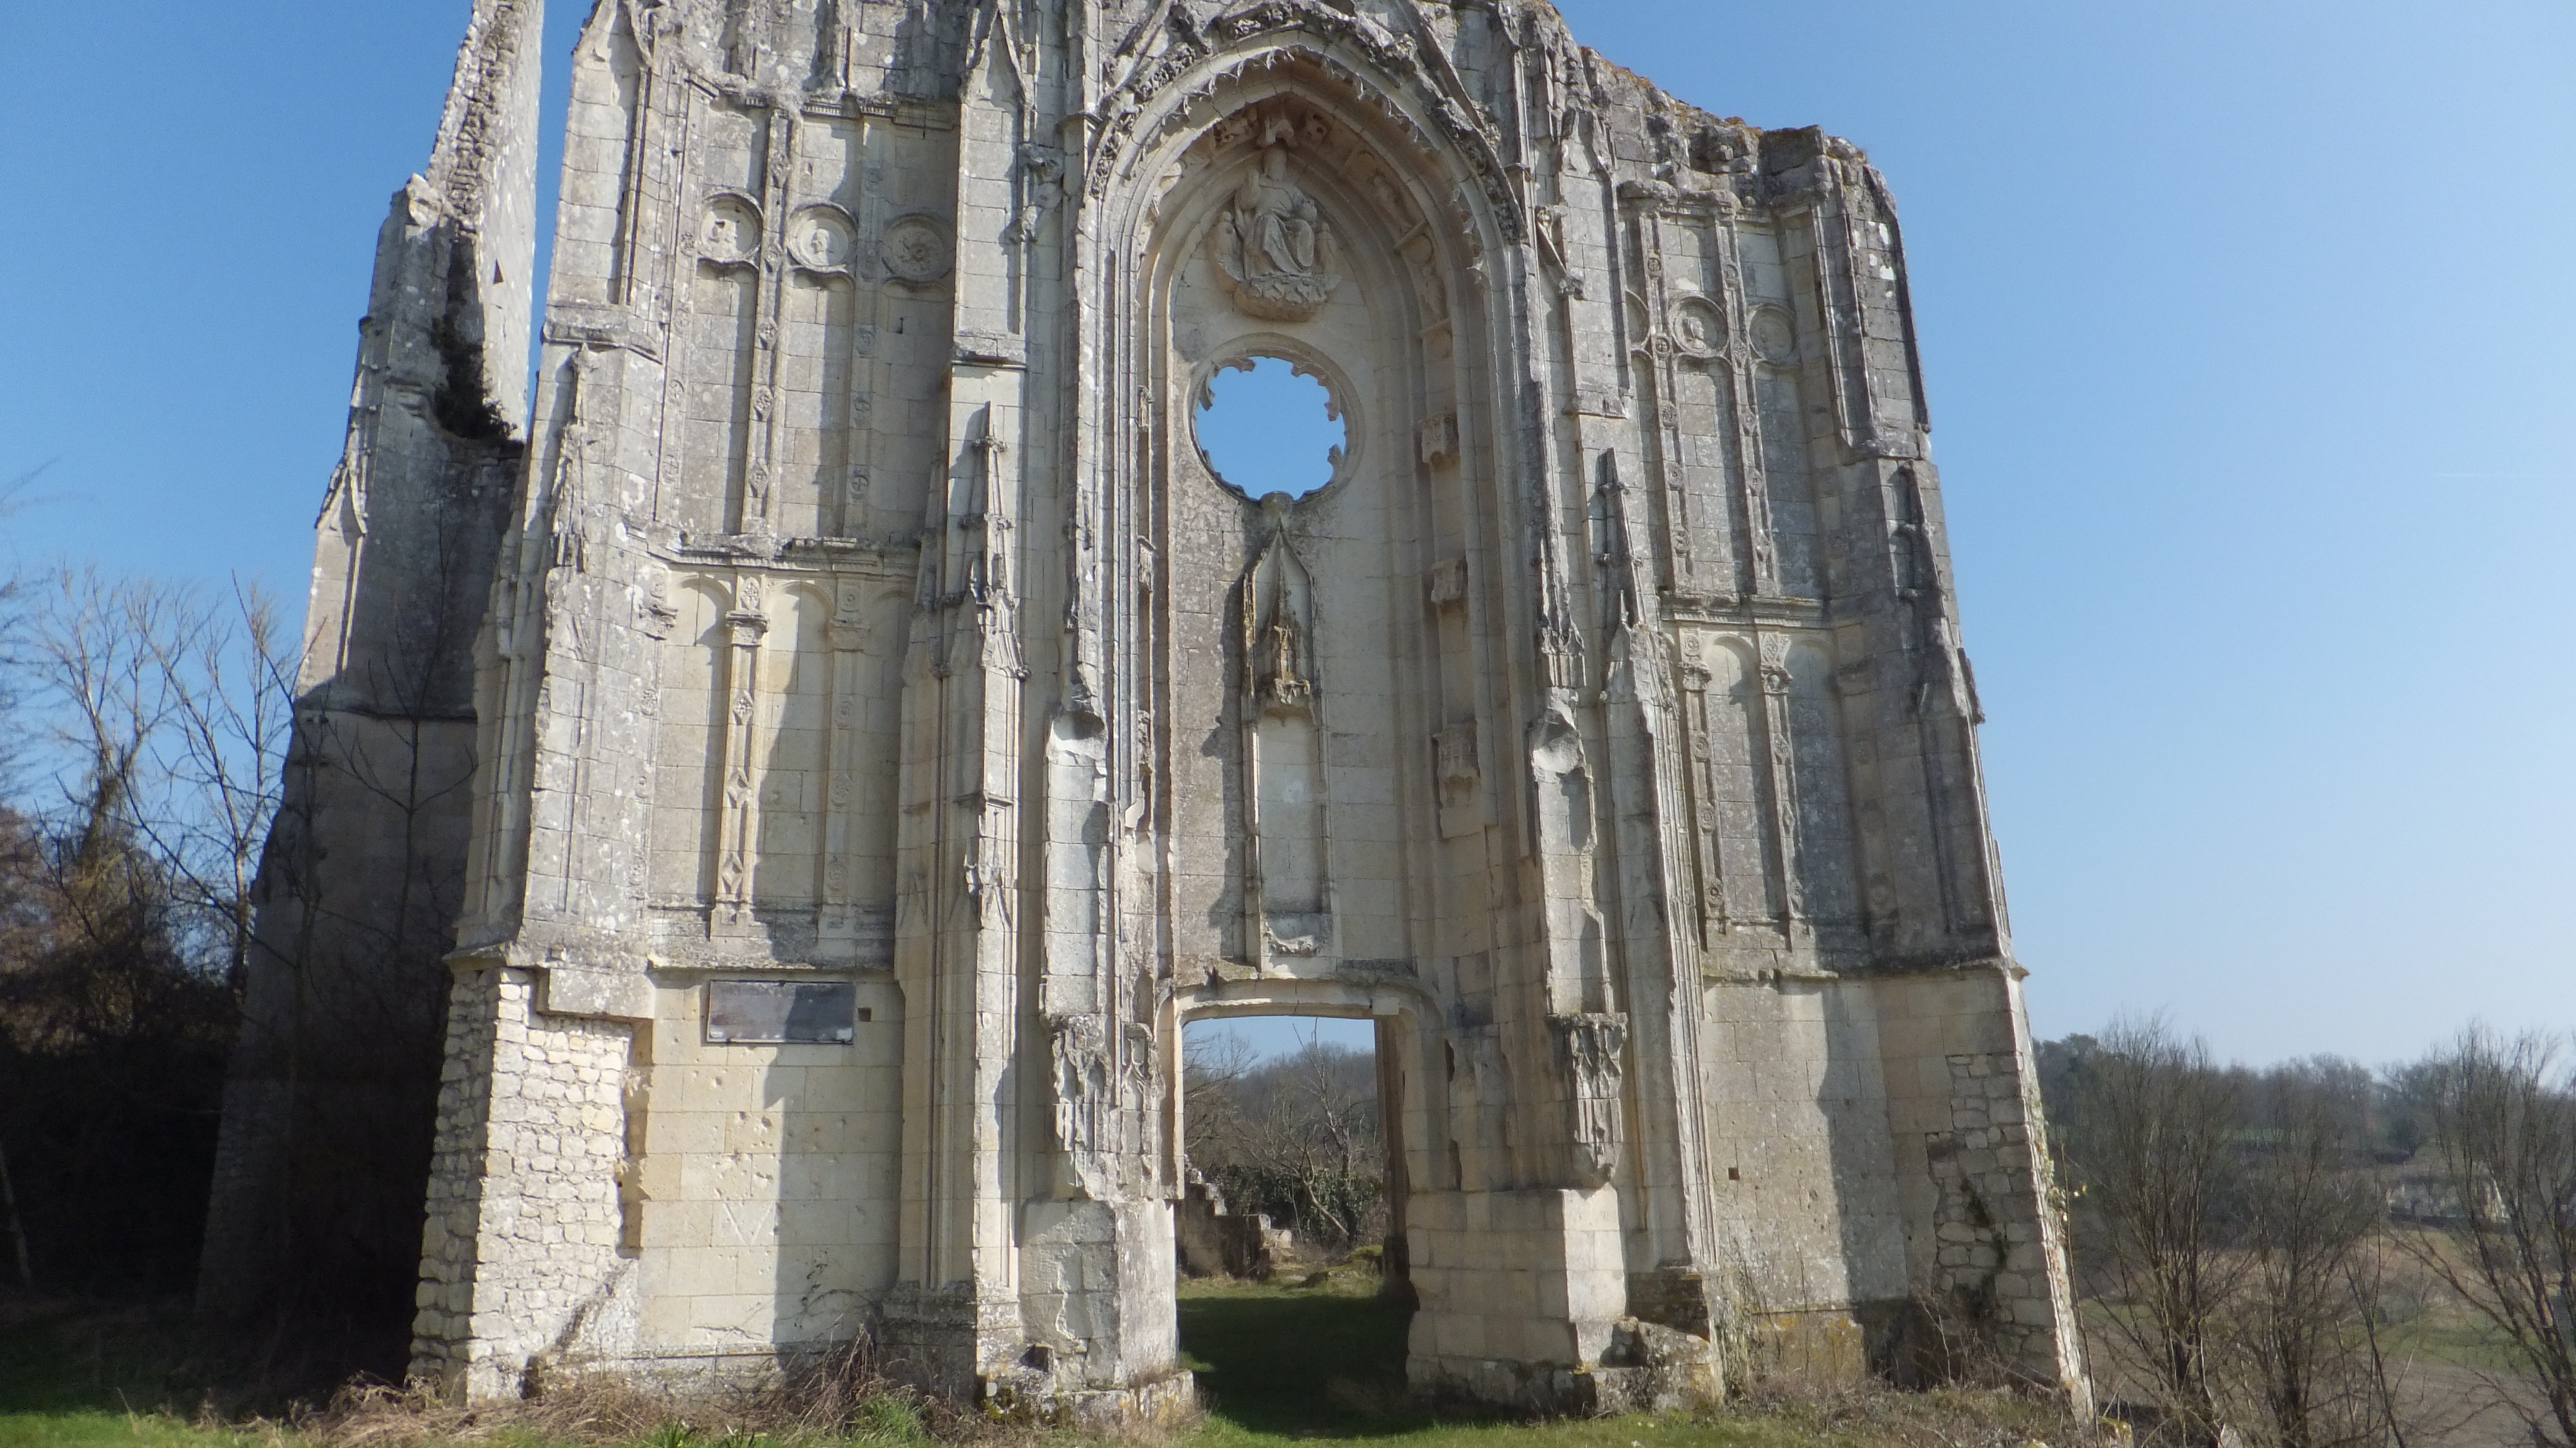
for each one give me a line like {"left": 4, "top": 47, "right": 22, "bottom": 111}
{"left": 623, "top": 977, "right": 901, "bottom": 1360}
{"left": 1874, "top": 970, "right": 2087, "bottom": 1406}
{"left": 414, "top": 968, "right": 635, "bottom": 1400}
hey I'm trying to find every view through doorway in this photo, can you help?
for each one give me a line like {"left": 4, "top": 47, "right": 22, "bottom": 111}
{"left": 1177, "top": 1015, "right": 1414, "bottom": 1430}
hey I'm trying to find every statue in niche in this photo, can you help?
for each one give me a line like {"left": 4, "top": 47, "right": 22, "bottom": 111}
{"left": 1211, "top": 145, "right": 1344, "bottom": 322}
{"left": 1239, "top": 511, "right": 1318, "bottom": 715}
{"left": 1255, "top": 616, "right": 1312, "bottom": 709}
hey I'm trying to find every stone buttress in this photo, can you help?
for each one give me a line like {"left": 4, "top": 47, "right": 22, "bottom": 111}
{"left": 213, "top": 0, "right": 2089, "bottom": 1418}
{"left": 200, "top": 0, "right": 545, "bottom": 1331}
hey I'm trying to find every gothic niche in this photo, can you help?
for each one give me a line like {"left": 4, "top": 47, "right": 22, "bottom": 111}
{"left": 1239, "top": 507, "right": 1328, "bottom": 965}
{"left": 1206, "top": 108, "right": 1344, "bottom": 322}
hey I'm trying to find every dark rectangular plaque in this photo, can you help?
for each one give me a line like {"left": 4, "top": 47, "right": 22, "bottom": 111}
{"left": 705, "top": 981, "right": 864, "bottom": 1045}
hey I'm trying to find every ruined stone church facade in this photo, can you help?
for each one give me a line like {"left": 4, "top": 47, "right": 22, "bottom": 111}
{"left": 203, "top": 0, "right": 2086, "bottom": 1417}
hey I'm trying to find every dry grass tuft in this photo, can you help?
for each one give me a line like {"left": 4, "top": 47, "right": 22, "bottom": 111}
{"left": 298, "top": 1340, "right": 959, "bottom": 1448}
{"left": 1722, "top": 1380, "right": 2121, "bottom": 1448}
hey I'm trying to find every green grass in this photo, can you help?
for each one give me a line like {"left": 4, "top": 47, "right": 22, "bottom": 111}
{"left": 2388, "top": 1311, "right": 2530, "bottom": 1377}
{"left": 1176, "top": 1272, "right": 1415, "bottom": 1439}
{"left": 1172, "top": 1271, "right": 2042, "bottom": 1448}
{"left": 0, "top": 1303, "right": 269, "bottom": 1447}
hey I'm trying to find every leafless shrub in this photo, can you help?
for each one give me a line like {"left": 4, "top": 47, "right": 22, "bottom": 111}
{"left": 2059, "top": 1024, "right": 2463, "bottom": 1448}
{"left": 1907, "top": 1283, "right": 2039, "bottom": 1396}
{"left": 2217, "top": 1074, "right": 2401, "bottom": 1448}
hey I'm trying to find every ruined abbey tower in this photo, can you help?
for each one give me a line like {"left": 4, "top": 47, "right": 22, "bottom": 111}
{"left": 202, "top": 0, "right": 2087, "bottom": 1416}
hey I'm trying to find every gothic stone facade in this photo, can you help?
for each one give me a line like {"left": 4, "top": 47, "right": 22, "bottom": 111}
{"left": 203, "top": 0, "right": 2088, "bottom": 1417}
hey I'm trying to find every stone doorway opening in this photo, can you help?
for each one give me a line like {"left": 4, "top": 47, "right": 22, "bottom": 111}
{"left": 1176, "top": 1011, "right": 1416, "bottom": 1426}
{"left": 1177, "top": 1014, "right": 1394, "bottom": 1278}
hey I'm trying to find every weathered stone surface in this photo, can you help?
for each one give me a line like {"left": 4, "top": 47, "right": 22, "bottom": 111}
{"left": 199, "top": 0, "right": 544, "bottom": 1328}
{"left": 207, "top": 0, "right": 2089, "bottom": 1418}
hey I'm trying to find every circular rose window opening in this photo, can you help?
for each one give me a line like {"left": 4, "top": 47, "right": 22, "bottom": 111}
{"left": 1195, "top": 356, "right": 1346, "bottom": 501}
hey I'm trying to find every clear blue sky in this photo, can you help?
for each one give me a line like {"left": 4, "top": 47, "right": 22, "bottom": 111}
{"left": 3, "top": 1, "right": 2567, "bottom": 1067}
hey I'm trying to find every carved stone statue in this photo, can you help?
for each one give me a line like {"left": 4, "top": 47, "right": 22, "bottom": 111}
{"left": 1553, "top": 1012, "right": 1630, "bottom": 1188}
{"left": 1211, "top": 145, "right": 1343, "bottom": 321}
{"left": 1256, "top": 617, "right": 1312, "bottom": 708}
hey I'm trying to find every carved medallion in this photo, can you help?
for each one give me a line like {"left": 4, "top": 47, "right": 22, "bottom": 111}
{"left": 1751, "top": 306, "right": 1799, "bottom": 364}
{"left": 880, "top": 215, "right": 954, "bottom": 284}
{"left": 788, "top": 206, "right": 857, "bottom": 270}
{"left": 699, "top": 197, "right": 761, "bottom": 266}
{"left": 1674, "top": 297, "right": 1723, "bottom": 360}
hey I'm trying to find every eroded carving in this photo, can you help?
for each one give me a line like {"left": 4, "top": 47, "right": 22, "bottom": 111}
{"left": 1553, "top": 1012, "right": 1629, "bottom": 1188}
{"left": 881, "top": 215, "right": 953, "bottom": 283}
{"left": 788, "top": 205, "right": 857, "bottom": 270}
{"left": 1436, "top": 722, "right": 1481, "bottom": 839}
{"left": 1751, "top": 306, "right": 1798, "bottom": 364}
{"left": 700, "top": 196, "right": 762, "bottom": 266}
{"left": 1050, "top": 1013, "right": 1115, "bottom": 1198}
{"left": 1210, "top": 143, "right": 1344, "bottom": 321}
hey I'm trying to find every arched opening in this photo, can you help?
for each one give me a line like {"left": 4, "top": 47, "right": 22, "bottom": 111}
{"left": 1193, "top": 356, "right": 1346, "bottom": 501}
{"left": 1176, "top": 1011, "right": 1412, "bottom": 1433}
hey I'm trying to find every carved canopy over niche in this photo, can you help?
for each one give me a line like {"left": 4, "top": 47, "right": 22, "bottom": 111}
{"left": 1089, "top": 0, "right": 1524, "bottom": 245}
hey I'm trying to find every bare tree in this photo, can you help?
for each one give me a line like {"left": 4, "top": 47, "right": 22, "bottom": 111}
{"left": 2224, "top": 1070, "right": 2403, "bottom": 1448}
{"left": 1184, "top": 1026, "right": 1259, "bottom": 1144}
{"left": 138, "top": 580, "right": 295, "bottom": 997}
{"left": 0, "top": 565, "right": 260, "bottom": 1294}
{"left": 0, "top": 464, "right": 42, "bottom": 795}
{"left": 13, "top": 568, "right": 291, "bottom": 983}
{"left": 1184, "top": 1028, "right": 1384, "bottom": 1254}
{"left": 2402, "top": 1029, "right": 2576, "bottom": 1447}
{"left": 2066, "top": 1017, "right": 2247, "bottom": 1434}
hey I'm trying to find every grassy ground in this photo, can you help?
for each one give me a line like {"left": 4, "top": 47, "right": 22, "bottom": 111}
{"left": 1181, "top": 1274, "right": 1821, "bottom": 1448}
{"left": 0, "top": 1278, "right": 2092, "bottom": 1448}
{"left": 0, "top": 1300, "right": 274, "bottom": 1447}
